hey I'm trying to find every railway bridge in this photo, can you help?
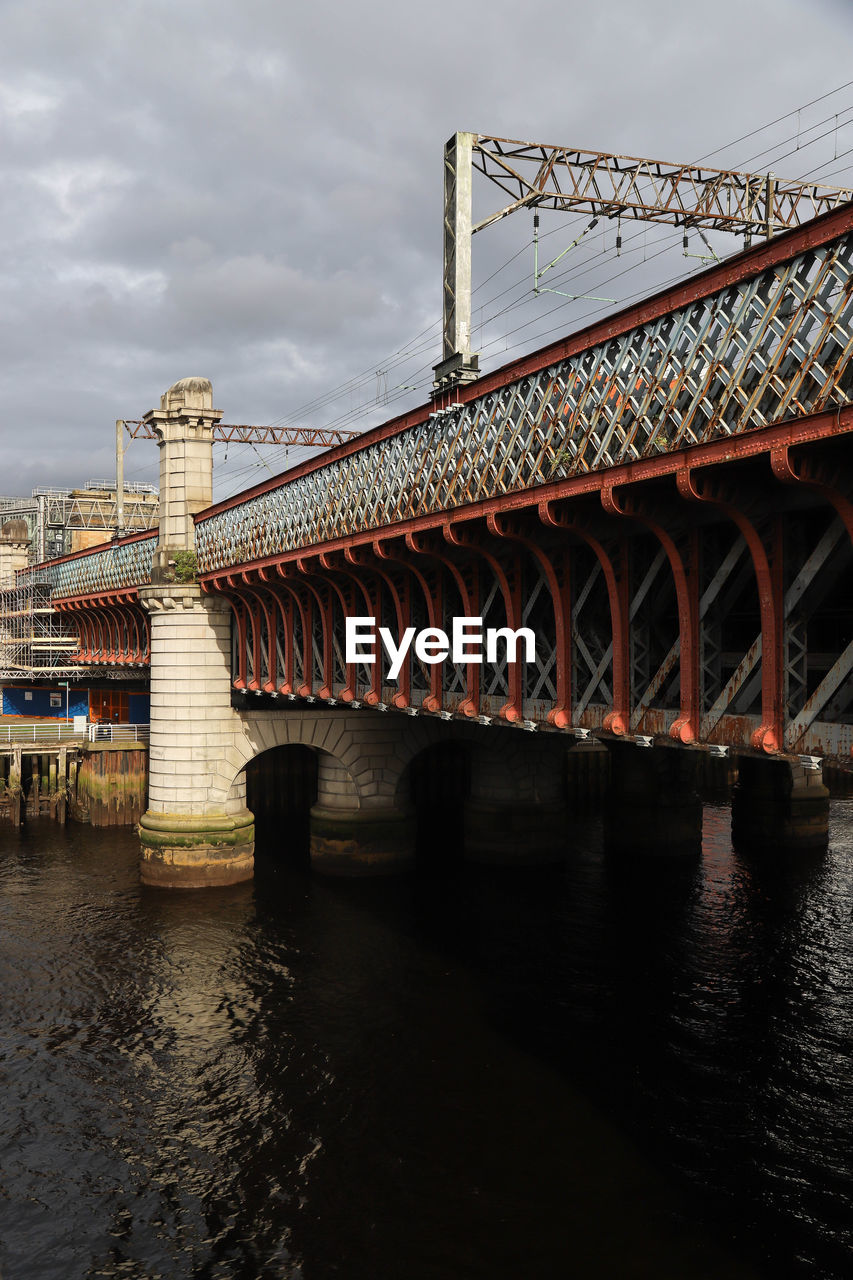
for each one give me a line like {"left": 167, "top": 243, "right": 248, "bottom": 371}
{"left": 24, "top": 203, "right": 853, "bottom": 885}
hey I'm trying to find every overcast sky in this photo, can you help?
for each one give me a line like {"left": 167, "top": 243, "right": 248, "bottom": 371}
{"left": 2, "top": 0, "right": 853, "bottom": 501}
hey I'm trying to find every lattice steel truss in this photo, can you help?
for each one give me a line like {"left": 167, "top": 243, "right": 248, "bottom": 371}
{"left": 21, "top": 533, "right": 156, "bottom": 598}
{"left": 197, "top": 213, "right": 853, "bottom": 572}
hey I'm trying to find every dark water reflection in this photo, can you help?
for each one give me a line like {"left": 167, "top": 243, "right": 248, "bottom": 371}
{"left": 0, "top": 804, "right": 851, "bottom": 1278}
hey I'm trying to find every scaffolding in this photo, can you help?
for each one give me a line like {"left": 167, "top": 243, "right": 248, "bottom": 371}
{"left": 0, "top": 573, "right": 86, "bottom": 680}
{"left": 0, "top": 482, "right": 158, "bottom": 562}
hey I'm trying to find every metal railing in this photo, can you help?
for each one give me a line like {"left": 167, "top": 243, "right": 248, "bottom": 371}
{"left": 0, "top": 721, "right": 151, "bottom": 745}
{"left": 18, "top": 531, "right": 157, "bottom": 598}
{"left": 87, "top": 723, "right": 150, "bottom": 743}
{"left": 0, "top": 721, "right": 85, "bottom": 743}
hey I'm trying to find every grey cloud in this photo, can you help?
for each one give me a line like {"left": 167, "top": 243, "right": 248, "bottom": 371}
{"left": 0, "top": 0, "right": 852, "bottom": 500}
{"left": 161, "top": 254, "right": 383, "bottom": 343}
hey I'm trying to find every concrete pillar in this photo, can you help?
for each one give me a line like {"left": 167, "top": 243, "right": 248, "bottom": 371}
{"left": 0, "top": 519, "right": 30, "bottom": 586}
{"left": 604, "top": 740, "right": 702, "bottom": 856}
{"left": 310, "top": 752, "right": 415, "bottom": 876}
{"left": 141, "top": 376, "right": 223, "bottom": 581}
{"left": 463, "top": 739, "right": 569, "bottom": 865}
{"left": 138, "top": 585, "right": 253, "bottom": 887}
{"left": 732, "top": 755, "right": 829, "bottom": 854}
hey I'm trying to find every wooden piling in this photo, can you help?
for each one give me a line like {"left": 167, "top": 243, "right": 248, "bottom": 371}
{"left": 74, "top": 743, "right": 148, "bottom": 826}
{"left": 9, "top": 747, "right": 22, "bottom": 828}
{"left": 56, "top": 747, "right": 67, "bottom": 824}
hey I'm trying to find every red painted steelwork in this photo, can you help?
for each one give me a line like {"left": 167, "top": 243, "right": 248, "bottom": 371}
{"left": 771, "top": 443, "right": 853, "bottom": 546}
{"left": 379, "top": 538, "right": 446, "bottom": 712}
{"left": 676, "top": 466, "right": 784, "bottom": 752}
{"left": 447, "top": 519, "right": 524, "bottom": 722}
{"left": 539, "top": 500, "right": 631, "bottom": 736}
{"left": 600, "top": 485, "right": 701, "bottom": 744}
{"left": 487, "top": 512, "right": 573, "bottom": 728}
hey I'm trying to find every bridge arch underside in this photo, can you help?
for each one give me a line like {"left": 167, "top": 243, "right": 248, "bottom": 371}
{"left": 55, "top": 590, "right": 150, "bottom": 667}
{"left": 214, "top": 444, "right": 853, "bottom": 759}
{"left": 235, "top": 715, "right": 574, "bottom": 872}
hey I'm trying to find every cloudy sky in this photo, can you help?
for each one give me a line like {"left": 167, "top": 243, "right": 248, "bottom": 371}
{"left": 2, "top": 0, "right": 853, "bottom": 502}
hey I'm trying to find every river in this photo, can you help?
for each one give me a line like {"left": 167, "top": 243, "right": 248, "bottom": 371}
{"left": 1, "top": 801, "right": 852, "bottom": 1279}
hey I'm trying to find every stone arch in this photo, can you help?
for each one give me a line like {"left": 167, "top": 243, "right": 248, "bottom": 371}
{"left": 222, "top": 710, "right": 366, "bottom": 811}
{"left": 215, "top": 705, "right": 578, "bottom": 872}
{"left": 241, "top": 740, "right": 318, "bottom": 864}
{"left": 222, "top": 707, "right": 470, "bottom": 815}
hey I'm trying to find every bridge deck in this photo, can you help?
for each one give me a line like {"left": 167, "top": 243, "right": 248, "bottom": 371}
{"left": 16, "top": 204, "right": 853, "bottom": 760}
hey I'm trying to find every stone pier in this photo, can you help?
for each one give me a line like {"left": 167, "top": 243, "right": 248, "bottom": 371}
{"left": 137, "top": 377, "right": 255, "bottom": 888}
{"left": 307, "top": 749, "right": 414, "bottom": 875}
{"left": 138, "top": 584, "right": 255, "bottom": 887}
{"left": 463, "top": 736, "right": 569, "bottom": 865}
{"left": 731, "top": 754, "right": 830, "bottom": 854}
{"left": 604, "top": 739, "right": 703, "bottom": 856}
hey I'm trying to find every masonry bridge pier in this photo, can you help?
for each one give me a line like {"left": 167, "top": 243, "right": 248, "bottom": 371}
{"left": 21, "top": 205, "right": 853, "bottom": 885}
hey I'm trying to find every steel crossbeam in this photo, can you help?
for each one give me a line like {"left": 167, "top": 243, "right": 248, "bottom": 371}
{"left": 469, "top": 135, "right": 852, "bottom": 236}
{"left": 436, "top": 130, "right": 853, "bottom": 374}
{"left": 122, "top": 421, "right": 360, "bottom": 448}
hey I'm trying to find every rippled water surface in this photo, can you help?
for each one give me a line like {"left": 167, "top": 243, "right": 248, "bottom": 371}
{"left": 1, "top": 804, "right": 852, "bottom": 1279}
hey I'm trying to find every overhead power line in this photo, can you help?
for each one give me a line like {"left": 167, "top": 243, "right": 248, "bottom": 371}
{"left": 167, "top": 82, "right": 853, "bottom": 498}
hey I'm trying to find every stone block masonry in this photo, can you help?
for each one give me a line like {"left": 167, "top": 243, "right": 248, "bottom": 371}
{"left": 138, "top": 583, "right": 254, "bottom": 887}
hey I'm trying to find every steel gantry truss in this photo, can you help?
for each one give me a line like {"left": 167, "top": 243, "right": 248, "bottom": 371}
{"left": 435, "top": 130, "right": 853, "bottom": 387}
{"left": 121, "top": 421, "right": 361, "bottom": 449}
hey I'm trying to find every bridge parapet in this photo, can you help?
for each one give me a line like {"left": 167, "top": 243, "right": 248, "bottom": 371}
{"left": 196, "top": 207, "right": 853, "bottom": 573}
{"left": 21, "top": 530, "right": 156, "bottom": 598}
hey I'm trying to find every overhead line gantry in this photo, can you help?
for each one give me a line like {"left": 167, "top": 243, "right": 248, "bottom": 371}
{"left": 114, "top": 420, "right": 361, "bottom": 535}
{"left": 435, "top": 131, "right": 853, "bottom": 391}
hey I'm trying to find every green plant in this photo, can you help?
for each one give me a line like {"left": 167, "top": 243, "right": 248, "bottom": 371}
{"left": 549, "top": 448, "right": 573, "bottom": 475}
{"left": 171, "top": 550, "right": 198, "bottom": 583}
